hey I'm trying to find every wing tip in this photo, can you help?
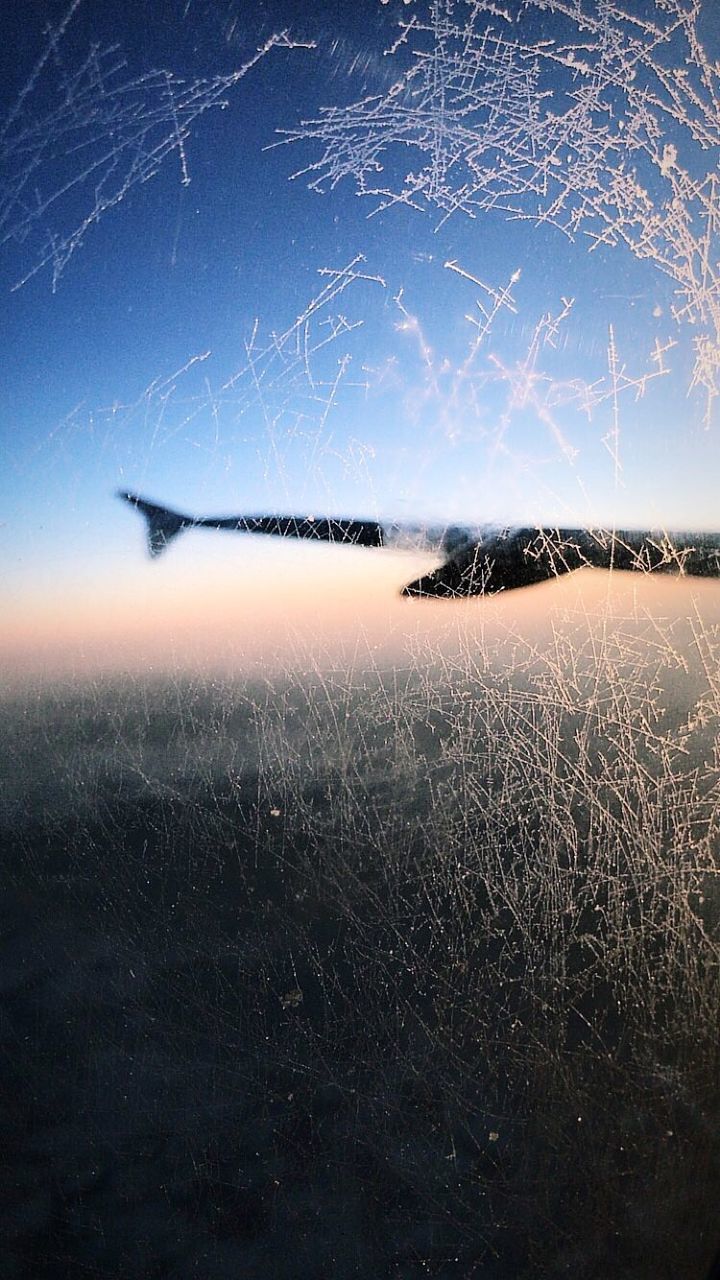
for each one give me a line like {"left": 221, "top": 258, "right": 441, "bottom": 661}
{"left": 117, "top": 490, "right": 189, "bottom": 558}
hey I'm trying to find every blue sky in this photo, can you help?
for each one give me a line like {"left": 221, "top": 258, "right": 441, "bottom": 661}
{"left": 2, "top": 0, "right": 720, "bottom": 674}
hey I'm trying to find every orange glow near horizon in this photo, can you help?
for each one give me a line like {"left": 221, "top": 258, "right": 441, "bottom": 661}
{"left": 5, "top": 535, "right": 720, "bottom": 689}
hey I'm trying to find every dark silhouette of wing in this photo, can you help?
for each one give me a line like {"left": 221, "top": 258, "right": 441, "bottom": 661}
{"left": 118, "top": 492, "right": 192, "bottom": 557}
{"left": 117, "top": 494, "right": 720, "bottom": 596}
{"left": 117, "top": 491, "right": 385, "bottom": 557}
{"left": 401, "top": 528, "right": 720, "bottom": 597}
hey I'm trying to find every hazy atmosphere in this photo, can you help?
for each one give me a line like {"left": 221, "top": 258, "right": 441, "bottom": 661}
{"left": 3, "top": 1, "right": 720, "bottom": 1276}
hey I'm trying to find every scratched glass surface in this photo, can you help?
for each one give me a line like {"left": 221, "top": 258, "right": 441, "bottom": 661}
{"left": 3, "top": 3, "right": 720, "bottom": 1276}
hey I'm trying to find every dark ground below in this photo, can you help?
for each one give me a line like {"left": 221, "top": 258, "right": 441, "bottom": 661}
{"left": 2, "top": 675, "right": 720, "bottom": 1278}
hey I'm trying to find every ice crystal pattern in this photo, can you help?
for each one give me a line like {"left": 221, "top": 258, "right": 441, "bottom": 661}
{"left": 282, "top": 0, "right": 720, "bottom": 421}
{"left": 97, "top": 256, "right": 385, "bottom": 498}
{"left": 0, "top": 0, "right": 308, "bottom": 291}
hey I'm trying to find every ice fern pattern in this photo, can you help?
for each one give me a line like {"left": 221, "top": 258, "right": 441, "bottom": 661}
{"left": 280, "top": 0, "right": 720, "bottom": 421}
{"left": 0, "top": 0, "right": 309, "bottom": 292}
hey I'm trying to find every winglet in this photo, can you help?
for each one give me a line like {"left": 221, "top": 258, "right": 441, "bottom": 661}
{"left": 117, "top": 491, "right": 192, "bottom": 557}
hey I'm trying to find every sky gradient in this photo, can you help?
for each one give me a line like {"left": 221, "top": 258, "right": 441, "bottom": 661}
{"left": 3, "top": 0, "right": 720, "bottom": 681}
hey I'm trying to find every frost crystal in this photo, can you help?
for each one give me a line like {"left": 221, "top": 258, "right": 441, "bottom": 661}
{"left": 0, "top": 2, "right": 310, "bottom": 291}
{"left": 281, "top": 0, "right": 720, "bottom": 421}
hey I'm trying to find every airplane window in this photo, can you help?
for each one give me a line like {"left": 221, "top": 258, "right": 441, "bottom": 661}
{"left": 3, "top": 1, "right": 720, "bottom": 1275}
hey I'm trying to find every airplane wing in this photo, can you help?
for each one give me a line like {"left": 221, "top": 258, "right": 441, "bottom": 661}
{"left": 117, "top": 493, "right": 720, "bottom": 596}
{"left": 401, "top": 527, "right": 720, "bottom": 596}
{"left": 117, "top": 492, "right": 192, "bottom": 557}
{"left": 117, "top": 491, "right": 386, "bottom": 558}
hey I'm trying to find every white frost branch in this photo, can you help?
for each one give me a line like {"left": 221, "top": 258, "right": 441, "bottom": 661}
{"left": 1, "top": 4, "right": 312, "bottom": 291}
{"left": 280, "top": 0, "right": 720, "bottom": 421}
